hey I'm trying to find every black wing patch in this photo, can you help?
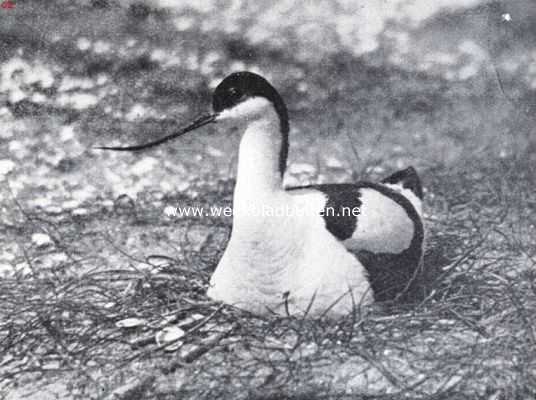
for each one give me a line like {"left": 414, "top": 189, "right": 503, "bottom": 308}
{"left": 288, "top": 178, "right": 425, "bottom": 303}
{"left": 288, "top": 184, "right": 362, "bottom": 241}
{"left": 356, "top": 245, "right": 424, "bottom": 303}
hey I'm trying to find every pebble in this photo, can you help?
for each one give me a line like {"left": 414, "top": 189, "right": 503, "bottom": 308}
{"left": 28, "top": 197, "right": 53, "bottom": 208}
{"left": 125, "top": 103, "right": 148, "bottom": 122}
{"left": 131, "top": 157, "right": 158, "bottom": 175}
{"left": 31, "top": 233, "right": 53, "bottom": 248}
{"left": 76, "top": 37, "right": 91, "bottom": 51}
{"left": 155, "top": 326, "right": 185, "bottom": 352}
{"left": 62, "top": 199, "right": 82, "bottom": 210}
{"left": 325, "top": 156, "right": 344, "bottom": 169}
{"left": 93, "top": 40, "right": 111, "bottom": 54}
{"left": 59, "top": 125, "right": 75, "bottom": 142}
{"left": 0, "top": 159, "right": 15, "bottom": 177}
{"left": 176, "top": 181, "right": 190, "bottom": 192}
{"left": 57, "top": 93, "right": 98, "bottom": 110}
{"left": 58, "top": 77, "right": 95, "bottom": 92}
{"left": 288, "top": 162, "right": 316, "bottom": 175}
{"left": 206, "top": 146, "right": 224, "bottom": 157}
{"left": 283, "top": 175, "right": 301, "bottom": 188}
{"left": 114, "top": 194, "right": 136, "bottom": 213}
{"left": 45, "top": 205, "right": 63, "bottom": 214}
{"left": 0, "top": 264, "right": 13, "bottom": 277}
{"left": 72, "top": 208, "right": 89, "bottom": 217}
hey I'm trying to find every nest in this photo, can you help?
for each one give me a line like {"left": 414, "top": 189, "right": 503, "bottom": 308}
{"left": 1, "top": 169, "right": 536, "bottom": 400}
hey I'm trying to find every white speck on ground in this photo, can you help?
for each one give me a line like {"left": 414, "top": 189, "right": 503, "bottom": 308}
{"left": 155, "top": 326, "right": 185, "bottom": 351}
{"left": 72, "top": 208, "right": 89, "bottom": 217}
{"left": 0, "top": 159, "right": 15, "bottom": 177}
{"left": 59, "top": 125, "right": 75, "bottom": 142}
{"left": 115, "top": 318, "right": 147, "bottom": 328}
{"left": 28, "top": 197, "right": 53, "bottom": 208}
{"left": 0, "top": 264, "right": 13, "bottom": 276}
{"left": 0, "top": 250, "right": 15, "bottom": 262}
{"left": 174, "top": 16, "right": 194, "bottom": 31}
{"left": 57, "top": 93, "right": 99, "bottom": 110}
{"left": 283, "top": 175, "right": 301, "bottom": 187}
{"left": 176, "top": 181, "right": 191, "bottom": 192}
{"left": 31, "top": 233, "right": 54, "bottom": 248}
{"left": 76, "top": 37, "right": 91, "bottom": 51}
{"left": 288, "top": 162, "right": 316, "bottom": 175}
{"left": 93, "top": 40, "right": 111, "bottom": 54}
{"left": 72, "top": 186, "right": 96, "bottom": 203}
{"left": 206, "top": 146, "right": 224, "bottom": 157}
{"left": 31, "top": 92, "right": 47, "bottom": 103}
{"left": 58, "top": 76, "right": 95, "bottom": 92}
{"left": 125, "top": 103, "right": 148, "bottom": 121}
{"left": 502, "top": 13, "right": 511, "bottom": 22}
{"left": 325, "top": 156, "right": 344, "bottom": 169}
{"left": 45, "top": 205, "right": 63, "bottom": 214}
{"left": 0, "top": 57, "right": 55, "bottom": 102}
{"left": 96, "top": 74, "right": 108, "bottom": 85}
{"left": 62, "top": 199, "right": 82, "bottom": 210}
{"left": 131, "top": 157, "right": 159, "bottom": 175}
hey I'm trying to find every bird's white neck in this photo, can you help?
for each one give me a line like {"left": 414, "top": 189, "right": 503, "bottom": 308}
{"left": 234, "top": 110, "right": 284, "bottom": 208}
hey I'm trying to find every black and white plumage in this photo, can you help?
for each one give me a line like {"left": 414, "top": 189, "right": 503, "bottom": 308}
{"left": 97, "top": 71, "right": 425, "bottom": 317}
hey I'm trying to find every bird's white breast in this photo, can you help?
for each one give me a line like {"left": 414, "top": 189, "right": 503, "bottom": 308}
{"left": 207, "top": 190, "right": 372, "bottom": 317}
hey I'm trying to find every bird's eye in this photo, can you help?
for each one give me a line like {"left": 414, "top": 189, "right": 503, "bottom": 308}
{"left": 228, "top": 87, "right": 240, "bottom": 98}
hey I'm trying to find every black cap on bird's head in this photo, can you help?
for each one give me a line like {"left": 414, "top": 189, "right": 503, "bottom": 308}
{"left": 95, "top": 71, "right": 290, "bottom": 174}
{"left": 212, "top": 71, "right": 287, "bottom": 117}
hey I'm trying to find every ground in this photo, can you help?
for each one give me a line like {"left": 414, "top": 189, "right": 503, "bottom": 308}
{"left": 0, "top": 1, "right": 535, "bottom": 399}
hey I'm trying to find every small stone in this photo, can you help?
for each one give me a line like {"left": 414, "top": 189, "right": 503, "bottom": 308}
{"left": 57, "top": 93, "right": 98, "bottom": 110}
{"left": 176, "top": 181, "right": 190, "bottom": 192}
{"left": 62, "top": 199, "right": 82, "bottom": 210}
{"left": 72, "top": 208, "right": 89, "bottom": 217}
{"left": 0, "top": 264, "right": 13, "bottom": 277}
{"left": 325, "top": 156, "right": 344, "bottom": 169}
{"left": 114, "top": 194, "right": 136, "bottom": 214}
{"left": 45, "top": 205, "right": 63, "bottom": 214}
{"left": 60, "top": 125, "right": 75, "bottom": 141}
{"left": 207, "top": 146, "right": 224, "bottom": 157}
{"left": 125, "top": 103, "right": 147, "bottom": 122}
{"left": 31, "top": 93, "right": 47, "bottom": 103}
{"left": 96, "top": 74, "right": 108, "bottom": 85}
{"left": 76, "top": 37, "right": 91, "bottom": 51}
{"left": 93, "top": 40, "right": 111, "bottom": 54}
{"left": 28, "top": 197, "right": 52, "bottom": 208}
{"left": 283, "top": 175, "right": 300, "bottom": 188}
{"left": 288, "top": 163, "right": 316, "bottom": 175}
{"left": 116, "top": 318, "right": 147, "bottom": 328}
{"left": 131, "top": 157, "right": 158, "bottom": 175}
{"left": 0, "top": 159, "right": 15, "bottom": 177}
{"left": 155, "top": 326, "right": 185, "bottom": 352}
{"left": 32, "top": 233, "right": 53, "bottom": 248}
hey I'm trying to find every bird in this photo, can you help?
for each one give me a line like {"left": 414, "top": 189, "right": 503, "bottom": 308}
{"left": 97, "top": 71, "right": 425, "bottom": 318}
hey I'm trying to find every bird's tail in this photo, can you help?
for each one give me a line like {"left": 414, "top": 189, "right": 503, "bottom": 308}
{"left": 381, "top": 166, "right": 423, "bottom": 200}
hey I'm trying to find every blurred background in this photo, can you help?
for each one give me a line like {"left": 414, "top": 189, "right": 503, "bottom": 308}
{"left": 0, "top": 0, "right": 534, "bottom": 210}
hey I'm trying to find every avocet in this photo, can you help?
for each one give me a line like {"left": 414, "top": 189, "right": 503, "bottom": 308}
{"left": 98, "top": 71, "right": 425, "bottom": 318}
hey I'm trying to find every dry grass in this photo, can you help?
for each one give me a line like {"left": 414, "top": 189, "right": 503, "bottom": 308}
{"left": 1, "top": 156, "right": 535, "bottom": 400}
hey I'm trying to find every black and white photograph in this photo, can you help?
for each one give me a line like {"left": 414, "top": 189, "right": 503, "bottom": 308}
{"left": 1, "top": 0, "right": 535, "bottom": 398}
